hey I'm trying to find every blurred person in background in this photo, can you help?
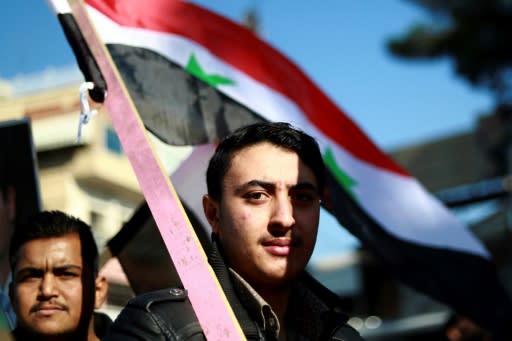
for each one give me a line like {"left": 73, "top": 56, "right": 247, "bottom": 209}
{"left": 9, "top": 210, "right": 111, "bottom": 340}
{"left": 444, "top": 315, "right": 491, "bottom": 341}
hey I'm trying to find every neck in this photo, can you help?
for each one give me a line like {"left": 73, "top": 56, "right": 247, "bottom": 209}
{"left": 85, "top": 315, "right": 100, "bottom": 341}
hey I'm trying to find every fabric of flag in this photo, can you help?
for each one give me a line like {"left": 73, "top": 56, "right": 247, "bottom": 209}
{"left": 59, "top": 0, "right": 512, "bottom": 336}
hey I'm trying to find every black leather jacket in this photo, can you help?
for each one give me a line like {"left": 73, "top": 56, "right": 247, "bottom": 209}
{"left": 104, "top": 288, "right": 205, "bottom": 340}
{"left": 104, "top": 240, "right": 365, "bottom": 341}
{"left": 104, "top": 288, "right": 363, "bottom": 341}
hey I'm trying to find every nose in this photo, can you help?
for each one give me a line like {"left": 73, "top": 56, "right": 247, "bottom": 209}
{"left": 38, "top": 274, "right": 57, "bottom": 299}
{"left": 269, "top": 195, "right": 295, "bottom": 230}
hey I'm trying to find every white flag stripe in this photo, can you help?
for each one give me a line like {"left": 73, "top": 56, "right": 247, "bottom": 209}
{"left": 46, "top": 0, "right": 72, "bottom": 14}
{"left": 171, "top": 144, "right": 214, "bottom": 232}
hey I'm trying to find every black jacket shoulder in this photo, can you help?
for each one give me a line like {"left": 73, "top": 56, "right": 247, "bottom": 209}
{"left": 104, "top": 288, "right": 205, "bottom": 341}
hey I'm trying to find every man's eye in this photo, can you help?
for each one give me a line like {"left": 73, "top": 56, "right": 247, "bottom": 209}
{"left": 56, "top": 271, "right": 80, "bottom": 279}
{"left": 18, "top": 273, "right": 41, "bottom": 282}
{"left": 244, "top": 192, "right": 267, "bottom": 201}
{"left": 21, "top": 275, "right": 37, "bottom": 281}
{"left": 291, "top": 192, "right": 317, "bottom": 203}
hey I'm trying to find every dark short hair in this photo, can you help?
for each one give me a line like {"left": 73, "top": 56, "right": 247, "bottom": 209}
{"left": 206, "top": 122, "right": 325, "bottom": 201}
{"left": 9, "top": 210, "right": 99, "bottom": 277}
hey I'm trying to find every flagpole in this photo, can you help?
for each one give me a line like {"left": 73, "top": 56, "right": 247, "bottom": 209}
{"left": 65, "top": 0, "right": 245, "bottom": 339}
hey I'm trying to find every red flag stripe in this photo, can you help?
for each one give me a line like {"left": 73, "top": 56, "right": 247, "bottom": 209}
{"left": 84, "top": 0, "right": 408, "bottom": 177}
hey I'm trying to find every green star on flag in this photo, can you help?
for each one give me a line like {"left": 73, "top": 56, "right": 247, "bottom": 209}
{"left": 323, "top": 147, "right": 357, "bottom": 201}
{"left": 186, "top": 54, "right": 234, "bottom": 88}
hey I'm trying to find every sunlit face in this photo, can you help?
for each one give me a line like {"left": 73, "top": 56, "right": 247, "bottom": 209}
{"left": 203, "top": 143, "right": 321, "bottom": 290}
{"left": 10, "top": 233, "right": 98, "bottom": 338}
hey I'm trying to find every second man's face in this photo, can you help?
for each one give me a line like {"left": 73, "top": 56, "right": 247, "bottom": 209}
{"left": 10, "top": 233, "right": 90, "bottom": 337}
{"left": 204, "top": 142, "right": 321, "bottom": 290}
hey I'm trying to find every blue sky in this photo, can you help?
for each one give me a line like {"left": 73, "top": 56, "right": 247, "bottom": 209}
{"left": 0, "top": 1, "right": 494, "bottom": 258}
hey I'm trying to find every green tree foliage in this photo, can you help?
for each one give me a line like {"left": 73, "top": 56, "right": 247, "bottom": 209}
{"left": 388, "top": 0, "right": 512, "bottom": 104}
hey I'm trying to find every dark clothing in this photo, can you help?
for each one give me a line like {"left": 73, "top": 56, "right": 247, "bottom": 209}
{"left": 104, "top": 288, "right": 204, "bottom": 340}
{"left": 105, "top": 240, "right": 365, "bottom": 340}
{"left": 12, "top": 311, "right": 112, "bottom": 340}
{"left": 94, "top": 311, "right": 114, "bottom": 339}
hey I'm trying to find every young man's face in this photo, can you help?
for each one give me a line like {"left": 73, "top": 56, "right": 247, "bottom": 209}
{"left": 204, "top": 142, "right": 321, "bottom": 289}
{"left": 10, "top": 233, "right": 101, "bottom": 338}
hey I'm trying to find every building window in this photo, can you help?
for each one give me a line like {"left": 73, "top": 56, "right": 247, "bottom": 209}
{"left": 105, "top": 127, "right": 123, "bottom": 155}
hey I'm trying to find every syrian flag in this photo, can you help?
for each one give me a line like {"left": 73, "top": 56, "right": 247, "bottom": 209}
{"left": 54, "top": 0, "right": 512, "bottom": 336}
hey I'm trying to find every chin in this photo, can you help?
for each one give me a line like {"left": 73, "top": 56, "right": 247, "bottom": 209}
{"left": 264, "top": 270, "right": 298, "bottom": 285}
{"left": 32, "top": 325, "right": 74, "bottom": 337}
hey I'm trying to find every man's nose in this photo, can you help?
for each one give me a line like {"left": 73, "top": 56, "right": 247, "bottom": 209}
{"left": 270, "top": 195, "right": 295, "bottom": 229}
{"left": 39, "top": 274, "right": 57, "bottom": 298}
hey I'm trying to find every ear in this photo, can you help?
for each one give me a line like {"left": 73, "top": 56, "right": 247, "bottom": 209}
{"left": 202, "top": 195, "right": 220, "bottom": 234}
{"left": 94, "top": 276, "right": 108, "bottom": 309}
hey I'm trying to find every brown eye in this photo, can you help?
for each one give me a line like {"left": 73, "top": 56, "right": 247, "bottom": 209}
{"left": 292, "top": 193, "right": 313, "bottom": 201}
{"left": 60, "top": 272, "right": 77, "bottom": 279}
{"left": 244, "top": 191, "right": 269, "bottom": 202}
{"left": 55, "top": 268, "right": 80, "bottom": 280}
{"left": 19, "top": 274, "right": 39, "bottom": 283}
{"left": 16, "top": 269, "right": 43, "bottom": 283}
{"left": 291, "top": 190, "right": 319, "bottom": 206}
{"left": 249, "top": 192, "right": 263, "bottom": 199}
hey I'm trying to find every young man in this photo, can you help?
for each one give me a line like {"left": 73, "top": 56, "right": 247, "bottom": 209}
{"left": 9, "top": 210, "right": 110, "bottom": 340}
{"left": 105, "top": 122, "right": 364, "bottom": 340}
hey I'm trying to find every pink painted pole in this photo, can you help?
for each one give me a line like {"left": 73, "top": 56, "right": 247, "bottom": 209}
{"left": 69, "top": 1, "right": 245, "bottom": 339}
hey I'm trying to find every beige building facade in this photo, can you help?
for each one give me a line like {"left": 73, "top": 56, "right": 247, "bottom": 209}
{"left": 1, "top": 80, "right": 142, "bottom": 248}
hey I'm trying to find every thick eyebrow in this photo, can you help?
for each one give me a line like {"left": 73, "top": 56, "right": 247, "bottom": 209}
{"left": 234, "top": 180, "right": 318, "bottom": 195}
{"left": 14, "top": 267, "right": 45, "bottom": 279}
{"left": 53, "top": 264, "right": 83, "bottom": 273}
{"left": 291, "top": 182, "right": 319, "bottom": 193}
{"left": 234, "top": 180, "right": 275, "bottom": 195}
{"left": 15, "top": 264, "right": 83, "bottom": 277}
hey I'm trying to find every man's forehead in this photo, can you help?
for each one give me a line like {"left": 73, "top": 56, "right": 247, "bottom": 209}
{"left": 230, "top": 143, "right": 297, "bottom": 165}
{"left": 234, "top": 179, "right": 318, "bottom": 195}
{"left": 17, "top": 234, "right": 83, "bottom": 265}
{"left": 229, "top": 145, "right": 314, "bottom": 178}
